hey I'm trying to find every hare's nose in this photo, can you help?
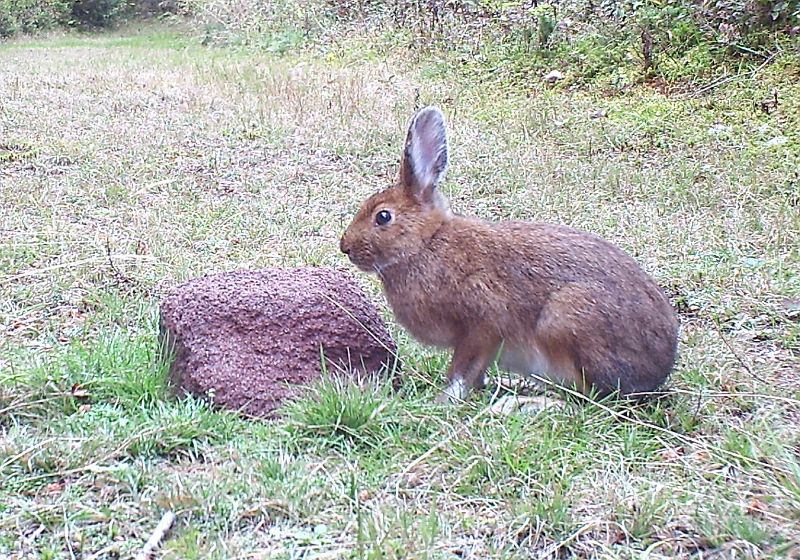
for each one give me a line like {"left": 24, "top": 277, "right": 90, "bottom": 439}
{"left": 339, "top": 237, "right": 351, "bottom": 255}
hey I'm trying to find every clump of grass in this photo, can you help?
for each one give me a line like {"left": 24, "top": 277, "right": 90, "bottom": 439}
{"left": 283, "top": 375, "right": 401, "bottom": 449}
{"left": 1, "top": 316, "right": 166, "bottom": 423}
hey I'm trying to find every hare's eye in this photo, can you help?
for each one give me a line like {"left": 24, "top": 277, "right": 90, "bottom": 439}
{"left": 375, "top": 210, "right": 392, "bottom": 226}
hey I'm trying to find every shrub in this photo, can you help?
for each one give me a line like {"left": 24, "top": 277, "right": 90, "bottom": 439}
{"left": 70, "top": 0, "right": 131, "bottom": 27}
{"left": 0, "top": 0, "right": 71, "bottom": 37}
{"left": 697, "top": 0, "right": 800, "bottom": 42}
{"left": 0, "top": 0, "right": 183, "bottom": 36}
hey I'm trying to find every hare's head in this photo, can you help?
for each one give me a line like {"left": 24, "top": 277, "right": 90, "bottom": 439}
{"left": 340, "top": 106, "right": 452, "bottom": 273}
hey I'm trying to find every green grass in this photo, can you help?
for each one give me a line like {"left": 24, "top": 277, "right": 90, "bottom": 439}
{"left": 1, "top": 22, "right": 799, "bottom": 559}
{"left": 0, "top": 29, "right": 193, "bottom": 50}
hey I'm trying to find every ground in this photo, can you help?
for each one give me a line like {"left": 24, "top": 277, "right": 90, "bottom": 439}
{"left": 1, "top": 24, "right": 799, "bottom": 559}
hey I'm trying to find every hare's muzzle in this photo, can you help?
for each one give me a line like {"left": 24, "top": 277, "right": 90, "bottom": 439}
{"left": 339, "top": 236, "right": 351, "bottom": 256}
{"left": 340, "top": 234, "right": 370, "bottom": 271}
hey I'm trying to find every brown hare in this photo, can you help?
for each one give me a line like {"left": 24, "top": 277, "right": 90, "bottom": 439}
{"left": 340, "top": 106, "right": 679, "bottom": 403}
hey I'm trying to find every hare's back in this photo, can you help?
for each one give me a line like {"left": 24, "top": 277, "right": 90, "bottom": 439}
{"left": 492, "top": 220, "right": 655, "bottom": 288}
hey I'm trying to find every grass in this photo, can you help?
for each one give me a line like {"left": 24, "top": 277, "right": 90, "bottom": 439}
{"left": 1, "top": 20, "right": 799, "bottom": 559}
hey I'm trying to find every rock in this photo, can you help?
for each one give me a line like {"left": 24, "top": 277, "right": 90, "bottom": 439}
{"left": 589, "top": 108, "right": 608, "bottom": 119}
{"left": 487, "top": 395, "right": 565, "bottom": 416}
{"left": 781, "top": 298, "right": 800, "bottom": 320}
{"left": 159, "top": 267, "right": 398, "bottom": 418}
{"left": 543, "top": 70, "right": 564, "bottom": 83}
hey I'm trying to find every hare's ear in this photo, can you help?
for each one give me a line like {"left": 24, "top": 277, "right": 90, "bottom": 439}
{"left": 398, "top": 106, "right": 449, "bottom": 205}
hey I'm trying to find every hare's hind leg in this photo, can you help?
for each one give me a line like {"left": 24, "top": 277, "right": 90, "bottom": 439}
{"left": 530, "top": 284, "right": 617, "bottom": 396}
{"left": 436, "top": 333, "right": 501, "bottom": 403}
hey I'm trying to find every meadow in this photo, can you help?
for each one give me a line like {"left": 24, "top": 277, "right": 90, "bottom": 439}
{"left": 1, "top": 21, "right": 799, "bottom": 559}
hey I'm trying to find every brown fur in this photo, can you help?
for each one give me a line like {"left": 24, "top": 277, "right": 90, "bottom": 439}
{"left": 340, "top": 107, "right": 679, "bottom": 401}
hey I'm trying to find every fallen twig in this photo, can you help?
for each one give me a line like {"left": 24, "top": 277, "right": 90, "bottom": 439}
{"left": 135, "top": 511, "right": 176, "bottom": 560}
{"left": 713, "top": 320, "right": 769, "bottom": 385}
{"left": 0, "top": 254, "right": 157, "bottom": 285}
{"left": 681, "top": 53, "right": 777, "bottom": 98}
{"left": 85, "top": 542, "right": 122, "bottom": 560}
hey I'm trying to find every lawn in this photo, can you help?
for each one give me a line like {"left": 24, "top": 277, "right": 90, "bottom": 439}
{"left": 1, "top": 23, "right": 799, "bottom": 559}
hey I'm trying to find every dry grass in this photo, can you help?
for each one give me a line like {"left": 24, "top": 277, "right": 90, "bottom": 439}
{"left": 1, "top": 23, "right": 799, "bottom": 559}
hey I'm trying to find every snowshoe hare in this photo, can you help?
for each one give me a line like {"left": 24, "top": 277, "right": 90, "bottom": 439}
{"left": 340, "top": 106, "right": 679, "bottom": 402}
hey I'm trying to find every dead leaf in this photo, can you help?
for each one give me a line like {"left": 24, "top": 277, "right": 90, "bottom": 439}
{"left": 691, "top": 449, "right": 711, "bottom": 462}
{"left": 71, "top": 384, "right": 90, "bottom": 398}
{"left": 746, "top": 497, "right": 768, "bottom": 517}
{"left": 154, "top": 493, "right": 197, "bottom": 509}
{"left": 44, "top": 482, "right": 64, "bottom": 495}
{"left": 658, "top": 447, "right": 684, "bottom": 461}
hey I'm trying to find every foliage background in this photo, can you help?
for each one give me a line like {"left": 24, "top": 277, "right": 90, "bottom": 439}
{"left": 180, "top": 0, "right": 800, "bottom": 86}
